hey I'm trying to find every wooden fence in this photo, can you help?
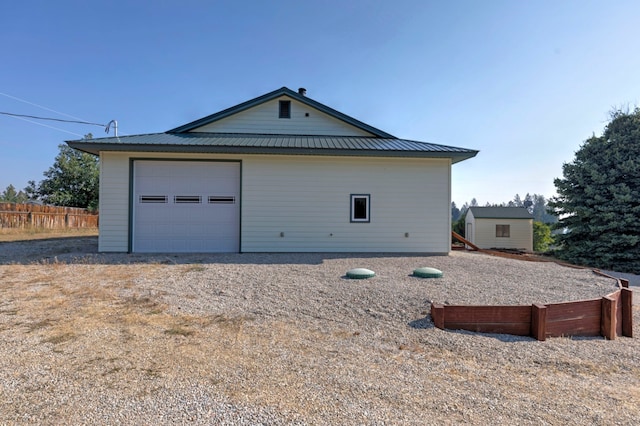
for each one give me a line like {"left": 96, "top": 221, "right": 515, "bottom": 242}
{"left": 431, "top": 274, "right": 633, "bottom": 341}
{"left": 0, "top": 203, "right": 98, "bottom": 229}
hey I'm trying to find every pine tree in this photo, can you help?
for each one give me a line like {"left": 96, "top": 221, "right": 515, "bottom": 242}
{"left": 549, "top": 108, "right": 640, "bottom": 273}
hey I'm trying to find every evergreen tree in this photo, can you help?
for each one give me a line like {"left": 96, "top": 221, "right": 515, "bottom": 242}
{"left": 451, "top": 202, "right": 461, "bottom": 222}
{"left": 452, "top": 210, "right": 467, "bottom": 236}
{"left": 0, "top": 184, "right": 28, "bottom": 203}
{"left": 1, "top": 184, "right": 18, "bottom": 202}
{"left": 531, "top": 194, "right": 558, "bottom": 224}
{"left": 512, "top": 194, "right": 523, "bottom": 207}
{"left": 549, "top": 108, "right": 640, "bottom": 273}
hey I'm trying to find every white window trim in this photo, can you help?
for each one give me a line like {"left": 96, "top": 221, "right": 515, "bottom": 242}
{"left": 350, "top": 194, "right": 370, "bottom": 223}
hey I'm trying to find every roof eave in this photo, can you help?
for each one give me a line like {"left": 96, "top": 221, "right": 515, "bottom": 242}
{"left": 66, "top": 141, "right": 478, "bottom": 161}
{"left": 66, "top": 141, "right": 101, "bottom": 156}
{"left": 474, "top": 216, "right": 534, "bottom": 219}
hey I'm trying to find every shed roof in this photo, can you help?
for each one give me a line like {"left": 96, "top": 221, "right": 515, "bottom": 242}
{"left": 468, "top": 207, "right": 533, "bottom": 219}
{"left": 67, "top": 132, "right": 478, "bottom": 163}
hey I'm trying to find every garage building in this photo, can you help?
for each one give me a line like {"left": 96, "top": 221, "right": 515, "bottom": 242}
{"left": 68, "top": 87, "right": 478, "bottom": 253}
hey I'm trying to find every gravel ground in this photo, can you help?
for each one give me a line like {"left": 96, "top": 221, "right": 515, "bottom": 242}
{"left": 0, "top": 236, "right": 638, "bottom": 425}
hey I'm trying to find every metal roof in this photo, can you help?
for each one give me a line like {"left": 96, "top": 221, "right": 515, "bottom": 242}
{"left": 67, "top": 132, "right": 478, "bottom": 163}
{"left": 168, "top": 87, "right": 395, "bottom": 138}
{"left": 468, "top": 207, "right": 533, "bottom": 219}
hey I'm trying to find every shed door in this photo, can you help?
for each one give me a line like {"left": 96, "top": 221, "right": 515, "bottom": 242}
{"left": 132, "top": 160, "right": 240, "bottom": 253}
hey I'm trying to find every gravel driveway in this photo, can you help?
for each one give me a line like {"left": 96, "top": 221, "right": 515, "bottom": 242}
{"left": 0, "top": 236, "right": 638, "bottom": 425}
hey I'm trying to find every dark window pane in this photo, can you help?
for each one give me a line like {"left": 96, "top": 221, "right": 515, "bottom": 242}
{"left": 354, "top": 198, "right": 367, "bottom": 219}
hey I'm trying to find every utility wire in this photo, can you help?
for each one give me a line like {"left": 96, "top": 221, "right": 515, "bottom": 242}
{"left": 0, "top": 91, "right": 87, "bottom": 122}
{"left": 8, "top": 114, "right": 83, "bottom": 137}
{"left": 0, "top": 111, "right": 105, "bottom": 127}
{"left": 0, "top": 92, "right": 123, "bottom": 136}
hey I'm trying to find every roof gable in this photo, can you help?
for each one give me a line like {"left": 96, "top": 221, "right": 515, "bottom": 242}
{"left": 468, "top": 207, "right": 533, "bottom": 219}
{"left": 168, "top": 87, "right": 395, "bottom": 138}
{"left": 65, "top": 86, "right": 479, "bottom": 163}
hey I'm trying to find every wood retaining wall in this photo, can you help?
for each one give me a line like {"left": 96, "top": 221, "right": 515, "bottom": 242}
{"left": 0, "top": 203, "right": 98, "bottom": 229}
{"left": 431, "top": 275, "right": 633, "bottom": 341}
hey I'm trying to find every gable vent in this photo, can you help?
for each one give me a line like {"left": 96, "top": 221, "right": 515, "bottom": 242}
{"left": 279, "top": 100, "right": 291, "bottom": 118}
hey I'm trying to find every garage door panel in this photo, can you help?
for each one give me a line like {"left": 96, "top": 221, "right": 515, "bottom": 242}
{"left": 133, "top": 161, "right": 240, "bottom": 253}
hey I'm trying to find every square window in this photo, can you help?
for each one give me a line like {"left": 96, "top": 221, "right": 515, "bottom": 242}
{"left": 350, "top": 194, "right": 370, "bottom": 223}
{"left": 496, "top": 224, "right": 510, "bottom": 238}
{"left": 279, "top": 100, "right": 291, "bottom": 118}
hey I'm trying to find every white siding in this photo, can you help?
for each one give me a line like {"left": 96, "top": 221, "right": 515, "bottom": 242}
{"left": 98, "top": 152, "right": 452, "bottom": 253}
{"left": 466, "top": 212, "right": 533, "bottom": 251}
{"left": 241, "top": 155, "right": 451, "bottom": 252}
{"left": 98, "top": 152, "right": 130, "bottom": 252}
{"left": 191, "top": 97, "right": 374, "bottom": 136}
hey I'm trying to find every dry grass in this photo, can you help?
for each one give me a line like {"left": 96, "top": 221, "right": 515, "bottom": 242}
{"left": 0, "top": 227, "right": 98, "bottom": 242}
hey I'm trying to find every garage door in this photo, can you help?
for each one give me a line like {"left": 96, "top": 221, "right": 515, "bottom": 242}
{"left": 132, "top": 160, "right": 240, "bottom": 253}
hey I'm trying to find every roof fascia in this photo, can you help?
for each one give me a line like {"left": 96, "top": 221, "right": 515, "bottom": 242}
{"left": 66, "top": 141, "right": 477, "bottom": 162}
{"left": 469, "top": 207, "right": 533, "bottom": 219}
{"left": 167, "top": 87, "right": 396, "bottom": 138}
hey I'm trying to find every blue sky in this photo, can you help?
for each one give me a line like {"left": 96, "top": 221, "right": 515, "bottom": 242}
{"left": 2, "top": 0, "right": 639, "bottom": 206}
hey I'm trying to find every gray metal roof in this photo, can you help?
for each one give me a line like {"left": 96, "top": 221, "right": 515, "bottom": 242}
{"left": 67, "top": 132, "right": 479, "bottom": 163}
{"left": 468, "top": 207, "right": 533, "bottom": 219}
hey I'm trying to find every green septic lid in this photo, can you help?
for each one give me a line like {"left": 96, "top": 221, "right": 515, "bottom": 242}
{"left": 413, "top": 267, "right": 443, "bottom": 278}
{"left": 346, "top": 268, "right": 376, "bottom": 279}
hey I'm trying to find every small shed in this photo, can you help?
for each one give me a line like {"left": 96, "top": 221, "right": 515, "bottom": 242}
{"left": 465, "top": 207, "right": 533, "bottom": 252}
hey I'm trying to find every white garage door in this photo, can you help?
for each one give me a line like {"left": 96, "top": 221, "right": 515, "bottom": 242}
{"left": 133, "top": 160, "right": 240, "bottom": 253}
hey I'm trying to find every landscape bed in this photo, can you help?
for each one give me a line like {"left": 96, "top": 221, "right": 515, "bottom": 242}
{"left": 431, "top": 273, "right": 633, "bottom": 341}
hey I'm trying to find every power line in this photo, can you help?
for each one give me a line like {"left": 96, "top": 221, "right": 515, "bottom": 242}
{"left": 0, "top": 91, "right": 121, "bottom": 135}
{"left": 8, "top": 114, "right": 83, "bottom": 137}
{"left": 0, "top": 111, "right": 105, "bottom": 127}
{"left": 0, "top": 91, "right": 87, "bottom": 122}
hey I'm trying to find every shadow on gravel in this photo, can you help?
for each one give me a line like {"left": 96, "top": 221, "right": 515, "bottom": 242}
{"left": 0, "top": 236, "right": 442, "bottom": 266}
{"left": 408, "top": 317, "right": 434, "bottom": 330}
{"left": 0, "top": 236, "right": 99, "bottom": 265}
{"left": 600, "top": 270, "right": 640, "bottom": 287}
{"left": 408, "top": 316, "right": 614, "bottom": 342}
{"left": 453, "top": 329, "right": 536, "bottom": 343}
{"left": 409, "top": 317, "right": 536, "bottom": 342}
